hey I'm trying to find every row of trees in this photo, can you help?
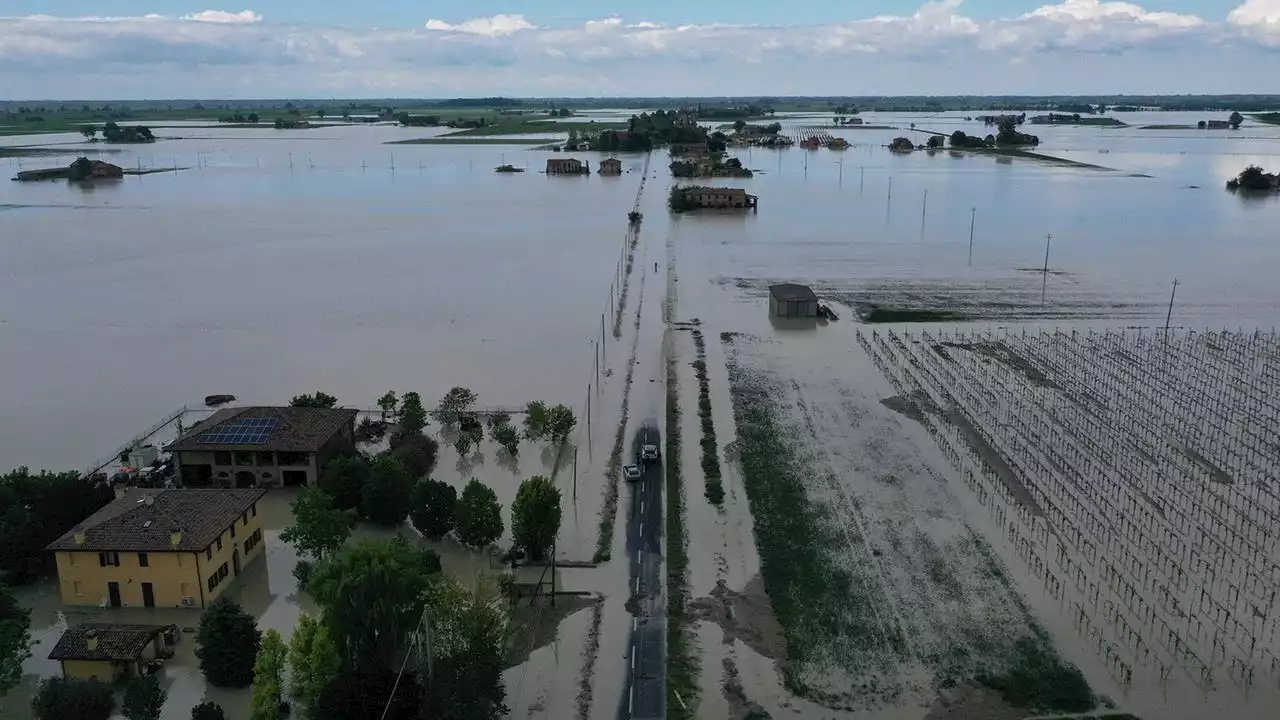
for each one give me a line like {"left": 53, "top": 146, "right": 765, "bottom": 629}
{"left": 217, "top": 113, "right": 261, "bottom": 123}
{"left": 79, "top": 121, "right": 156, "bottom": 143}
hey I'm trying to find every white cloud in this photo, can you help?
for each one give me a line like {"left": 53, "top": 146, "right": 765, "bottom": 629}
{"left": 1, "top": 2, "right": 1278, "bottom": 97}
{"left": 424, "top": 14, "right": 534, "bottom": 36}
{"left": 181, "top": 9, "right": 262, "bottom": 24}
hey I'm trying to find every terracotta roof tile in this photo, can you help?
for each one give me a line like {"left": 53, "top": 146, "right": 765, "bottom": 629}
{"left": 46, "top": 488, "right": 265, "bottom": 552}
{"left": 48, "top": 623, "right": 170, "bottom": 662}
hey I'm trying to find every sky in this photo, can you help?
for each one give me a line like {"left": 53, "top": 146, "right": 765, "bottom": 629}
{"left": 2, "top": 0, "right": 1279, "bottom": 98}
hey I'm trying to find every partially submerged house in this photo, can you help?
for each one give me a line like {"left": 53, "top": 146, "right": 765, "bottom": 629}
{"left": 599, "top": 157, "right": 622, "bottom": 175}
{"left": 167, "top": 406, "right": 357, "bottom": 488}
{"left": 547, "top": 158, "right": 589, "bottom": 174}
{"left": 684, "top": 186, "right": 758, "bottom": 210}
{"left": 46, "top": 488, "right": 267, "bottom": 608}
{"left": 49, "top": 623, "right": 177, "bottom": 682}
{"left": 769, "top": 283, "right": 819, "bottom": 318}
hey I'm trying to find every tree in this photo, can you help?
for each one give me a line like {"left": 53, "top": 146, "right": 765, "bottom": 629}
{"left": 249, "top": 629, "right": 286, "bottom": 720}
{"left": 281, "top": 487, "right": 356, "bottom": 561}
{"left": 732, "top": 119, "right": 746, "bottom": 133}
{"left": 522, "top": 401, "right": 549, "bottom": 441}
{"left": 1198, "top": 120, "right": 1207, "bottom": 129}
{"left": 289, "top": 614, "right": 340, "bottom": 711}
{"left": 377, "top": 390, "right": 398, "bottom": 419}
{"left": 317, "top": 455, "right": 369, "bottom": 512}
{"left": 32, "top": 677, "right": 115, "bottom": 720}
{"left": 314, "top": 669, "right": 421, "bottom": 720}
{"left": 308, "top": 537, "right": 441, "bottom": 669}
{"left": 191, "top": 701, "right": 226, "bottom": 720}
{"left": 0, "top": 579, "right": 31, "bottom": 696}
{"left": 389, "top": 433, "right": 439, "bottom": 480}
{"left": 398, "top": 391, "right": 428, "bottom": 436}
{"left": 454, "top": 416, "right": 485, "bottom": 457}
{"left": 317, "top": 109, "right": 327, "bottom": 119}
{"left": 122, "top": 674, "right": 166, "bottom": 720}
{"left": 362, "top": 455, "right": 413, "bottom": 526}
{"left": 455, "top": 479, "right": 504, "bottom": 548}
{"left": 410, "top": 478, "right": 458, "bottom": 540}
{"left": 437, "top": 386, "right": 478, "bottom": 426}
{"left": 0, "top": 468, "right": 114, "bottom": 583}
{"left": 290, "top": 391, "right": 339, "bottom": 408}
{"left": 511, "top": 476, "right": 561, "bottom": 561}
{"left": 80, "top": 125, "right": 96, "bottom": 139}
{"left": 491, "top": 423, "right": 520, "bottom": 456}
{"left": 195, "top": 595, "right": 262, "bottom": 688}
{"left": 247, "top": 112, "right": 259, "bottom": 124}
{"left": 545, "top": 404, "right": 577, "bottom": 445}
{"left": 1229, "top": 111, "right": 1244, "bottom": 129}
{"left": 927, "top": 135, "right": 944, "bottom": 149}
{"left": 419, "top": 579, "right": 510, "bottom": 719}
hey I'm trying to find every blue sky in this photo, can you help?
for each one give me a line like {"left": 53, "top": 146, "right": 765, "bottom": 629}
{"left": 3, "top": 0, "right": 1279, "bottom": 98}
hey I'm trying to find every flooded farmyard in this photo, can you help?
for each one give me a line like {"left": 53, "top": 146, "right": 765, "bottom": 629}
{"left": 3, "top": 107, "right": 1280, "bottom": 720}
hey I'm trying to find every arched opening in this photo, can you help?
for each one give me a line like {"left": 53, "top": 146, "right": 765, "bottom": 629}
{"left": 234, "top": 471, "right": 256, "bottom": 489}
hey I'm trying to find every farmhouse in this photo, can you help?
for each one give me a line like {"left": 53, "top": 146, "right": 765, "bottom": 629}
{"left": 46, "top": 488, "right": 267, "bottom": 608}
{"left": 547, "top": 158, "right": 589, "bottom": 174}
{"left": 684, "top": 186, "right": 758, "bottom": 209}
{"left": 599, "top": 157, "right": 623, "bottom": 175}
{"left": 168, "top": 405, "right": 357, "bottom": 488}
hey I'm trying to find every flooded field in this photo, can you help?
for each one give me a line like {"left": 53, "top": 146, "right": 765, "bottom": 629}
{"left": 3, "top": 109, "right": 1280, "bottom": 718}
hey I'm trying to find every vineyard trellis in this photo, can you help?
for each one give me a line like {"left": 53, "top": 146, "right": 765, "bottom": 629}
{"left": 856, "top": 327, "right": 1280, "bottom": 700}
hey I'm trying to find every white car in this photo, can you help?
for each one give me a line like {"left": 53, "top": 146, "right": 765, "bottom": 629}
{"left": 623, "top": 464, "right": 642, "bottom": 481}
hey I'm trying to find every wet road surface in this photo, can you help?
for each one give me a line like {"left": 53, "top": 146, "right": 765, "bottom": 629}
{"left": 622, "top": 426, "right": 665, "bottom": 719}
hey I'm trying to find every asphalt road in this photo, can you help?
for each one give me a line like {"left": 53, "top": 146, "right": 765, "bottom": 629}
{"left": 622, "top": 425, "right": 665, "bottom": 719}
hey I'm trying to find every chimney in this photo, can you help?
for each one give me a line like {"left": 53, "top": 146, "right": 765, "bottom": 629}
{"left": 169, "top": 528, "right": 183, "bottom": 548}
{"left": 73, "top": 526, "right": 86, "bottom": 547}
{"left": 85, "top": 629, "right": 98, "bottom": 652}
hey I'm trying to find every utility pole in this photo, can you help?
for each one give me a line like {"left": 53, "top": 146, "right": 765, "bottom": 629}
{"left": 919, "top": 189, "right": 928, "bottom": 241}
{"left": 586, "top": 385, "right": 592, "bottom": 461}
{"left": 573, "top": 446, "right": 578, "bottom": 499}
{"left": 968, "top": 207, "right": 976, "bottom": 266}
{"left": 886, "top": 176, "right": 893, "bottom": 220}
{"left": 1041, "top": 233, "right": 1053, "bottom": 305}
{"left": 1164, "top": 278, "right": 1179, "bottom": 342}
{"left": 860, "top": 165, "right": 865, "bottom": 194}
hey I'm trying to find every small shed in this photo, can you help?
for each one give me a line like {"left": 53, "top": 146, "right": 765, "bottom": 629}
{"left": 48, "top": 623, "right": 174, "bottom": 682}
{"left": 769, "top": 284, "right": 819, "bottom": 318}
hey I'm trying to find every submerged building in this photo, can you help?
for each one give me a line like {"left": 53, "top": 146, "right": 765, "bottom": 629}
{"left": 769, "top": 283, "right": 819, "bottom": 318}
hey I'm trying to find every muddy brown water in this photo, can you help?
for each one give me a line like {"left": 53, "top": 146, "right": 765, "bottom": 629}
{"left": 4, "top": 113, "right": 1280, "bottom": 718}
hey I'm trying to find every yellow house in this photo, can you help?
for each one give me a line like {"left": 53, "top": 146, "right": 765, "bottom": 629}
{"left": 48, "top": 623, "right": 176, "bottom": 682}
{"left": 47, "top": 488, "right": 267, "bottom": 608}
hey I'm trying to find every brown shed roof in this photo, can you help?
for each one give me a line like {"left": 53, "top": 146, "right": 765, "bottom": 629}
{"left": 46, "top": 488, "right": 265, "bottom": 552}
{"left": 48, "top": 623, "right": 170, "bottom": 662}
{"left": 167, "top": 405, "right": 357, "bottom": 452}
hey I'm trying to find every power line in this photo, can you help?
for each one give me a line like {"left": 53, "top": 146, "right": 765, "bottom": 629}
{"left": 380, "top": 606, "right": 429, "bottom": 720}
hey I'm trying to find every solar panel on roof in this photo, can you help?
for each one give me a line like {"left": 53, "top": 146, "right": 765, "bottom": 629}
{"left": 198, "top": 418, "right": 280, "bottom": 445}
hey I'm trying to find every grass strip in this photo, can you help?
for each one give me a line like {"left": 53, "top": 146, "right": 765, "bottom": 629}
{"left": 689, "top": 330, "right": 723, "bottom": 505}
{"left": 442, "top": 119, "right": 627, "bottom": 137}
{"left": 665, "top": 350, "right": 699, "bottom": 718}
{"left": 574, "top": 596, "right": 605, "bottom": 720}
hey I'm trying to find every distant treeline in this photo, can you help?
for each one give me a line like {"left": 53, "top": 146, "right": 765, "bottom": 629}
{"left": 7, "top": 95, "right": 1280, "bottom": 116}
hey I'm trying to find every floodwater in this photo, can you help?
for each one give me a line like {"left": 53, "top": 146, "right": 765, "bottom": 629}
{"left": 3, "top": 110, "right": 1280, "bottom": 719}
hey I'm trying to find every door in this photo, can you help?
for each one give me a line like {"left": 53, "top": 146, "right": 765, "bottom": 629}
{"left": 141, "top": 582, "right": 155, "bottom": 608}
{"left": 107, "top": 582, "right": 121, "bottom": 608}
{"left": 232, "top": 549, "right": 240, "bottom": 576}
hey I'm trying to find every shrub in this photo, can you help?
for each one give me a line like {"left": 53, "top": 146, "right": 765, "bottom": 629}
{"left": 32, "top": 677, "right": 115, "bottom": 720}
{"left": 122, "top": 674, "right": 166, "bottom": 720}
{"left": 455, "top": 479, "right": 504, "bottom": 548}
{"left": 195, "top": 596, "right": 262, "bottom": 688}
{"left": 191, "top": 701, "right": 225, "bottom": 720}
{"left": 410, "top": 479, "right": 458, "bottom": 540}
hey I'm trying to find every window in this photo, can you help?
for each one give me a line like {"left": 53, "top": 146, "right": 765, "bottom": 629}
{"left": 72, "top": 581, "right": 83, "bottom": 596}
{"left": 219, "top": 563, "right": 229, "bottom": 580}
{"left": 216, "top": 537, "right": 223, "bottom": 552}
{"left": 208, "top": 574, "right": 217, "bottom": 592}
{"left": 138, "top": 552, "right": 149, "bottom": 568}
{"left": 256, "top": 451, "right": 274, "bottom": 466}
{"left": 245, "top": 528, "right": 264, "bottom": 554}
{"left": 241, "top": 511, "right": 248, "bottom": 526}
{"left": 251, "top": 502, "right": 257, "bottom": 518}
{"left": 206, "top": 547, "right": 212, "bottom": 561}
{"left": 98, "top": 551, "right": 120, "bottom": 567}
{"left": 214, "top": 451, "right": 232, "bottom": 465}
{"left": 230, "top": 523, "right": 236, "bottom": 539}
{"left": 235, "top": 452, "right": 253, "bottom": 466}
